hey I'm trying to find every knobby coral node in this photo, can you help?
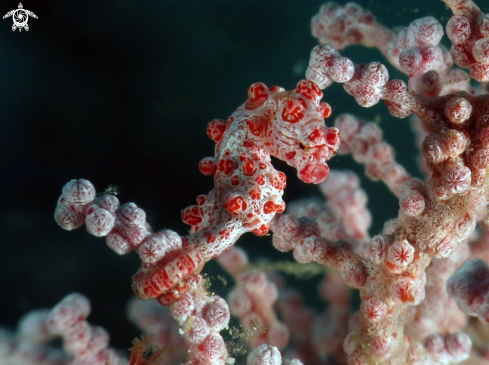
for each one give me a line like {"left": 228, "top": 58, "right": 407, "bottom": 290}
{"left": 42, "top": 0, "right": 489, "bottom": 364}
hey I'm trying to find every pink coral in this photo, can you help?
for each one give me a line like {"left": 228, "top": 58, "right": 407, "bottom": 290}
{"left": 6, "top": 0, "right": 489, "bottom": 364}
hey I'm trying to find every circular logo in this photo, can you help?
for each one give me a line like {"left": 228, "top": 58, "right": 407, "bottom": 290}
{"left": 12, "top": 9, "right": 28, "bottom": 28}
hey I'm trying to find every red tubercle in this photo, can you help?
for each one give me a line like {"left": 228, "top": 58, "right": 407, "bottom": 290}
{"left": 180, "top": 237, "right": 195, "bottom": 256}
{"left": 240, "top": 156, "right": 257, "bottom": 176}
{"left": 295, "top": 79, "right": 323, "bottom": 102}
{"left": 182, "top": 206, "right": 204, "bottom": 226}
{"left": 270, "top": 175, "right": 285, "bottom": 191}
{"left": 445, "top": 96, "right": 472, "bottom": 125}
{"left": 156, "top": 274, "right": 202, "bottom": 306}
{"left": 250, "top": 188, "right": 261, "bottom": 200}
{"left": 224, "top": 195, "right": 248, "bottom": 214}
{"left": 197, "top": 195, "right": 206, "bottom": 206}
{"left": 320, "top": 102, "right": 332, "bottom": 118}
{"left": 455, "top": 213, "right": 472, "bottom": 234}
{"left": 250, "top": 152, "right": 261, "bottom": 161}
{"left": 269, "top": 85, "right": 284, "bottom": 92}
{"left": 132, "top": 249, "right": 205, "bottom": 301}
{"left": 308, "top": 128, "right": 325, "bottom": 144}
{"left": 255, "top": 174, "right": 266, "bottom": 185}
{"left": 263, "top": 201, "right": 284, "bottom": 214}
{"left": 252, "top": 223, "right": 270, "bottom": 236}
{"left": 299, "top": 162, "right": 330, "bottom": 184}
{"left": 282, "top": 100, "right": 305, "bottom": 123}
{"left": 325, "top": 128, "right": 340, "bottom": 148}
{"left": 246, "top": 116, "right": 268, "bottom": 137}
{"left": 199, "top": 157, "right": 217, "bottom": 175}
{"left": 245, "top": 82, "right": 269, "bottom": 110}
{"left": 218, "top": 158, "right": 236, "bottom": 176}
{"left": 278, "top": 171, "right": 286, "bottom": 184}
{"left": 207, "top": 119, "right": 227, "bottom": 142}
{"left": 472, "top": 38, "right": 489, "bottom": 65}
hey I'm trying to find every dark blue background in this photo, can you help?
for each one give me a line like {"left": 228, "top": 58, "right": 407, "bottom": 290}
{"left": 0, "top": 0, "right": 455, "bottom": 352}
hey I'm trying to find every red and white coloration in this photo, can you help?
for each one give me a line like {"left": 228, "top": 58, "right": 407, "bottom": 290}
{"left": 49, "top": 0, "right": 489, "bottom": 364}
{"left": 218, "top": 247, "right": 289, "bottom": 351}
{"left": 447, "top": 258, "right": 489, "bottom": 323}
{"left": 396, "top": 16, "right": 450, "bottom": 93}
{"left": 406, "top": 242, "right": 469, "bottom": 339}
{"left": 55, "top": 79, "right": 339, "bottom": 305}
{"left": 310, "top": 2, "right": 402, "bottom": 69}
{"left": 333, "top": 114, "right": 410, "bottom": 196}
{"left": 312, "top": 273, "right": 351, "bottom": 363}
{"left": 246, "top": 344, "right": 303, "bottom": 365}
{"left": 309, "top": 2, "right": 472, "bottom": 98}
{"left": 54, "top": 181, "right": 233, "bottom": 364}
{"left": 305, "top": 43, "right": 355, "bottom": 89}
{"left": 47, "top": 293, "right": 125, "bottom": 365}
{"left": 423, "top": 332, "right": 472, "bottom": 364}
{"left": 444, "top": 0, "right": 489, "bottom": 82}
{"left": 306, "top": 44, "right": 389, "bottom": 107}
{"left": 319, "top": 170, "right": 371, "bottom": 246}
{"left": 54, "top": 179, "right": 206, "bottom": 305}
{"left": 54, "top": 70, "right": 339, "bottom": 365}
{"left": 0, "top": 312, "right": 66, "bottom": 365}
{"left": 286, "top": 170, "right": 372, "bottom": 260}
{"left": 183, "top": 79, "right": 339, "bottom": 259}
{"left": 310, "top": 7, "right": 452, "bottom": 97}
{"left": 168, "top": 281, "right": 233, "bottom": 365}
{"left": 399, "top": 179, "right": 427, "bottom": 218}
{"left": 297, "top": 1, "right": 489, "bottom": 363}
{"left": 275, "top": 291, "right": 319, "bottom": 364}
{"left": 270, "top": 214, "right": 367, "bottom": 290}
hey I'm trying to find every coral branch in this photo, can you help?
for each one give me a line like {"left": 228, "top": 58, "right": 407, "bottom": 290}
{"left": 41, "top": 0, "right": 489, "bottom": 364}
